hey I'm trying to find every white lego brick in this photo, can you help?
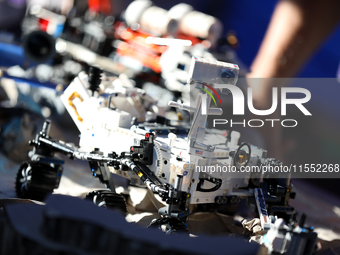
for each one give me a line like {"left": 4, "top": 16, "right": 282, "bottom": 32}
{"left": 230, "top": 131, "right": 240, "bottom": 146}
{"left": 80, "top": 127, "right": 110, "bottom": 150}
{"left": 79, "top": 97, "right": 101, "bottom": 130}
{"left": 79, "top": 129, "right": 96, "bottom": 151}
{"left": 100, "top": 108, "right": 132, "bottom": 129}
{"left": 188, "top": 56, "right": 239, "bottom": 85}
{"left": 109, "top": 97, "right": 145, "bottom": 121}
{"left": 60, "top": 72, "right": 90, "bottom": 132}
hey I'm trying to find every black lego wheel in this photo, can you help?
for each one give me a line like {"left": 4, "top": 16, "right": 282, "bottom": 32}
{"left": 15, "top": 161, "right": 59, "bottom": 201}
{"left": 85, "top": 190, "right": 127, "bottom": 214}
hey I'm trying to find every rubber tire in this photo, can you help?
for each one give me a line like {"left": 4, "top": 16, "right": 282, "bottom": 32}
{"left": 85, "top": 190, "right": 127, "bottom": 214}
{"left": 15, "top": 161, "right": 59, "bottom": 201}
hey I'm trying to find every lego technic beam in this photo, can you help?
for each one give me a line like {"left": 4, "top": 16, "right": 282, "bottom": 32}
{"left": 30, "top": 120, "right": 171, "bottom": 199}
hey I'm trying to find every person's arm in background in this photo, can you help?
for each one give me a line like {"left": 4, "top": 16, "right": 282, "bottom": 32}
{"left": 248, "top": 0, "right": 340, "bottom": 159}
{"left": 250, "top": 0, "right": 340, "bottom": 100}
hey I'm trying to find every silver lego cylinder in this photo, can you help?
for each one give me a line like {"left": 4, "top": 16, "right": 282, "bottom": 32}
{"left": 174, "top": 174, "right": 183, "bottom": 191}
{"left": 41, "top": 119, "right": 51, "bottom": 137}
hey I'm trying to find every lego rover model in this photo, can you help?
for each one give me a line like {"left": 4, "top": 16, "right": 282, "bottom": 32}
{"left": 16, "top": 57, "right": 296, "bottom": 234}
